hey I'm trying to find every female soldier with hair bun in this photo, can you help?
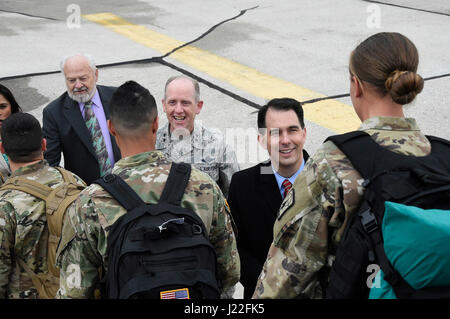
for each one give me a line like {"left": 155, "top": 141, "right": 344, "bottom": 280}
{"left": 253, "top": 32, "right": 433, "bottom": 299}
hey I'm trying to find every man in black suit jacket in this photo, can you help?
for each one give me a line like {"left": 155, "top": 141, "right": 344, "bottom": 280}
{"left": 227, "top": 98, "right": 309, "bottom": 298}
{"left": 43, "top": 54, "right": 121, "bottom": 185}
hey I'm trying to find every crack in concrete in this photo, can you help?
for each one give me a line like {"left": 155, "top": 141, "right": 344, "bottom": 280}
{"left": 1, "top": 4, "right": 449, "bottom": 109}
{"left": 0, "top": 5, "right": 262, "bottom": 109}
{"left": 361, "top": 0, "right": 450, "bottom": 17}
{"left": 0, "top": 8, "right": 60, "bottom": 21}
{"left": 158, "top": 6, "right": 259, "bottom": 59}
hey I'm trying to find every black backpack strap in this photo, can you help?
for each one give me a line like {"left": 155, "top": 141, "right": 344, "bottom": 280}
{"left": 426, "top": 135, "right": 450, "bottom": 170}
{"left": 326, "top": 131, "right": 381, "bottom": 180}
{"left": 363, "top": 221, "right": 418, "bottom": 298}
{"left": 426, "top": 135, "right": 450, "bottom": 148}
{"left": 94, "top": 174, "right": 145, "bottom": 211}
{"left": 159, "top": 163, "right": 191, "bottom": 206}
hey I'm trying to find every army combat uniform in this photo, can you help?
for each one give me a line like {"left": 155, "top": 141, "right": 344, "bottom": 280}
{"left": 0, "top": 161, "right": 86, "bottom": 299}
{"left": 156, "top": 121, "right": 239, "bottom": 197}
{"left": 0, "top": 154, "right": 11, "bottom": 185}
{"left": 253, "top": 117, "right": 431, "bottom": 299}
{"left": 56, "top": 151, "right": 240, "bottom": 298}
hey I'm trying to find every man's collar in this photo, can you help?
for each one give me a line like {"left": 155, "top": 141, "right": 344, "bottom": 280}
{"left": 90, "top": 87, "right": 101, "bottom": 106}
{"left": 190, "top": 122, "right": 204, "bottom": 149}
{"left": 271, "top": 157, "right": 305, "bottom": 188}
{"left": 113, "top": 150, "right": 166, "bottom": 171}
{"left": 11, "top": 160, "right": 46, "bottom": 177}
{"left": 358, "top": 116, "right": 420, "bottom": 131}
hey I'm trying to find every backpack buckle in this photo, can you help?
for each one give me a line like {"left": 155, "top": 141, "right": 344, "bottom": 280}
{"left": 102, "top": 174, "right": 116, "bottom": 183}
{"left": 175, "top": 164, "right": 189, "bottom": 174}
{"left": 359, "top": 208, "right": 378, "bottom": 234}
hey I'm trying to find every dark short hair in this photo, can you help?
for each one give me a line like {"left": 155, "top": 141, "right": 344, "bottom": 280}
{"left": 257, "top": 98, "right": 305, "bottom": 129}
{"left": 0, "top": 84, "right": 23, "bottom": 114}
{"left": 109, "top": 81, "right": 158, "bottom": 135}
{"left": 2, "top": 113, "right": 42, "bottom": 163}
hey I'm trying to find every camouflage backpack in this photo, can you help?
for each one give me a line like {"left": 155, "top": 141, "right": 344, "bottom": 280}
{"left": 1, "top": 167, "right": 85, "bottom": 299}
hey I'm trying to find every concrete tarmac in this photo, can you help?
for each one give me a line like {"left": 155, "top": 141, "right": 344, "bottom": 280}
{"left": 1, "top": 0, "right": 449, "bottom": 155}
{"left": 1, "top": 0, "right": 450, "bottom": 299}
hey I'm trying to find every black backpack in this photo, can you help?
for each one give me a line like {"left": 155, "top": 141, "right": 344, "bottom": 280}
{"left": 94, "top": 163, "right": 221, "bottom": 299}
{"left": 324, "top": 131, "right": 450, "bottom": 299}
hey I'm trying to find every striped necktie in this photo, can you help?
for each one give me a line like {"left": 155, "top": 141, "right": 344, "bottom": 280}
{"left": 282, "top": 179, "right": 292, "bottom": 199}
{"left": 84, "top": 101, "right": 112, "bottom": 176}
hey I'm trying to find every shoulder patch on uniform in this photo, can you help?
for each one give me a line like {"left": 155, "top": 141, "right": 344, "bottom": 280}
{"left": 277, "top": 188, "right": 295, "bottom": 221}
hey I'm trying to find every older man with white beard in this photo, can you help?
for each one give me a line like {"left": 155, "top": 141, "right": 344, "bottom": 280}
{"left": 42, "top": 53, "right": 121, "bottom": 185}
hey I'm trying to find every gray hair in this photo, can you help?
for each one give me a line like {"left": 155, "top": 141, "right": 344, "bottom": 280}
{"left": 164, "top": 75, "right": 200, "bottom": 102}
{"left": 60, "top": 53, "right": 97, "bottom": 74}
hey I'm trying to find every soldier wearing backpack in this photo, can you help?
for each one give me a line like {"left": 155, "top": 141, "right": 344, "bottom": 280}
{"left": 56, "top": 80, "right": 240, "bottom": 299}
{"left": 253, "top": 32, "right": 450, "bottom": 299}
{"left": 0, "top": 113, "right": 86, "bottom": 299}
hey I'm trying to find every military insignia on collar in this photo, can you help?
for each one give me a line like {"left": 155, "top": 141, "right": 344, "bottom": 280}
{"left": 278, "top": 188, "right": 295, "bottom": 221}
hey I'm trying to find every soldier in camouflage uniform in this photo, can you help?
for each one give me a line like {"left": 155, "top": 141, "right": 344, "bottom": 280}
{"left": 156, "top": 75, "right": 239, "bottom": 197}
{"left": 253, "top": 32, "right": 429, "bottom": 298}
{"left": 0, "top": 113, "right": 86, "bottom": 298}
{"left": 56, "top": 81, "right": 240, "bottom": 298}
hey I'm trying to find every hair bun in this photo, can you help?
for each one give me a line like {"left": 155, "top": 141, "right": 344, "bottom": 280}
{"left": 385, "top": 70, "right": 424, "bottom": 104}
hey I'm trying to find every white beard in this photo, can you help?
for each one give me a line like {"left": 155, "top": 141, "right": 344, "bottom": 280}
{"left": 68, "top": 86, "right": 96, "bottom": 103}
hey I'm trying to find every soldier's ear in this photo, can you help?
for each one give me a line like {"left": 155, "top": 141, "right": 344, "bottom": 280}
{"left": 0, "top": 142, "right": 4, "bottom": 155}
{"left": 351, "top": 75, "right": 363, "bottom": 97}
{"left": 108, "top": 120, "right": 117, "bottom": 137}
{"left": 41, "top": 138, "right": 47, "bottom": 152}
{"left": 152, "top": 116, "right": 159, "bottom": 134}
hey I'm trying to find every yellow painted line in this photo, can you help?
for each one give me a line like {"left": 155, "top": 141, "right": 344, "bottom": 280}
{"left": 83, "top": 12, "right": 361, "bottom": 133}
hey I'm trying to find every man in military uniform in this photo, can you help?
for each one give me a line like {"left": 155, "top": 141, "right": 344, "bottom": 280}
{"left": 56, "top": 80, "right": 240, "bottom": 298}
{"left": 0, "top": 113, "right": 86, "bottom": 298}
{"left": 156, "top": 75, "right": 239, "bottom": 197}
{"left": 253, "top": 118, "right": 431, "bottom": 299}
{"left": 252, "top": 32, "right": 431, "bottom": 299}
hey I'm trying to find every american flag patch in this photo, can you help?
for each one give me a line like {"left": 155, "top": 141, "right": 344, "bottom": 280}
{"left": 160, "top": 288, "right": 190, "bottom": 299}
